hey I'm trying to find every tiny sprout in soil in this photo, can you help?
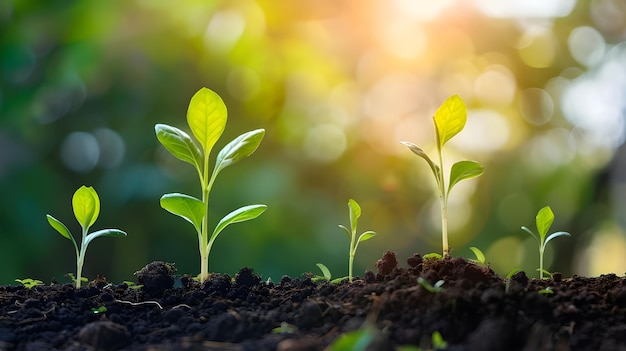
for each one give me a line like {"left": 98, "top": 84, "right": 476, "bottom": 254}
{"left": 312, "top": 263, "right": 348, "bottom": 284}
{"left": 469, "top": 246, "right": 486, "bottom": 265}
{"left": 155, "top": 87, "right": 266, "bottom": 282}
{"left": 338, "top": 198, "right": 377, "bottom": 282}
{"left": 14, "top": 278, "right": 43, "bottom": 289}
{"left": 401, "top": 95, "right": 483, "bottom": 258}
{"left": 46, "top": 185, "right": 127, "bottom": 288}
{"left": 521, "top": 205, "right": 571, "bottom": 279}
{"left": 417, "top": 277, "right": 445, "bottom": 293}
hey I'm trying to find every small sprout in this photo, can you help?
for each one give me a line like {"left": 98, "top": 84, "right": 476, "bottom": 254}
{"left": 91, "top": 306, "right": 107, "bottom": 314}
{"left": 47, "top": 186, "right": 127, "bottom": 288}
{"left": 122, "top": 281, "right": 143, "bottom": 290}
{"left": 328, "top": 327, "right": 377, "bottom": 351}
{"left": 431, "top": 331, "right": 448, "bottom": 350}
{"left": 338, "top": 199, "right": 377, "bottom": 282}
{"left": 155, "top": 88, "right": 266, "bottom": 282}
{"left": 521, "top": 206, "right": 571, "bottom": 279}
{"left": 422, "top": 253, "right": 443, "bottom": 260}
{"left": 15, "top": 278, "right": 43, "bottom": 289}
{"left": 417, "top": 277, "right": 445, "bottom": 293}
{"left": 272, "top": 322, "right": 297, "bottom": 334}
{"left": 66, "top": 273, "right": 88, "bottom": 286}
{"left": 311, "top": 263, "right": 332, "bottom": 283}
{"left": 537, "top": 269, "right": 553, "bottom": 279}
{"left": 311, "top": 263, "right": 348, "bottom": 284}
{"left": 469, "top": 246, "right": 486, "bottom": 265}
{"left": 401, "top": 95, "right": 484, "bottom": 258}
{"left": 538, "top": 287, "right": 554, "bottom": 295}
{"left": 504, "top": 268, "right": 522, "bottom": 293}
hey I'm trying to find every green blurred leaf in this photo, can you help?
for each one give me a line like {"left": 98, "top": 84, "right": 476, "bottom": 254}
{"left": 448, "top": 160, "right": 483, "bottom": 194}
{"left": 213, "top": 129, "right": 265, "bottom": 177}
{"left": 160, "top": 193, "right": 205, "bottom": 234}
{"left": 347, "top": 198, "right": 361, "bottom": 233}
{"left": 187, "top": 87, "right": 227, "bottom": 157}
{"left": 329, "top": 327, "right": 375, "bottom": 351}
{"left": 338, "top": 224, "right": 351, "bottom": 240}
{"left": 155, "top": 124, "right": 202, "bottom": 171}
{"left": 315, "top": 263, "right": 332, "bottom": 281}
{"left": 46, "top": 214, "right": 73, "bottom": 242}
{"left": 469, "top": 246, "right": 485, "bottom": 264}
{"left": 72, "top": 186, "right": 100, "bottom": 231}
{"left": 434, "top": 95, "right": 466, "bottom": 149}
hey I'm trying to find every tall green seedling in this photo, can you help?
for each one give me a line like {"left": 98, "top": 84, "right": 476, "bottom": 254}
{"left": 401, "top": 95, "right": 483, "bottom": 258}
{"left": 155, "top": 87, "right": 266, "bottom": 282}
{"left": 338, "top": 199, "right": 377, "bottom": 282}
{"left": 521, "top": 206, "right": 571, "bottom": 279}
{"left": 46, "top": 185, "right": 127, "bottom": 288}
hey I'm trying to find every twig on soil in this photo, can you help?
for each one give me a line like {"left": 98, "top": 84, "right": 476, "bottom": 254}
{"left": 114, "top": 299, "right": 163, "bottom": 309}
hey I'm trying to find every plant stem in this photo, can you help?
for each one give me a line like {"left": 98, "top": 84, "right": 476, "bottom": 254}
{"left": 437, "top": 150, "right": 450, "bottom": 258}
{"left": 200, "top": 185, "right": 210, "bottom": 283}
{"left": 76, "top": 229, "right": 87, "bottom": 288}
{"left": 539, "top": 246, "right": 544, "bottom": 279}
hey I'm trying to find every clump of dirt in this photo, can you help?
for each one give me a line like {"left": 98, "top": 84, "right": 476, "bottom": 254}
{"left": 1, "top": 253, "right": 625, "bottom": 350}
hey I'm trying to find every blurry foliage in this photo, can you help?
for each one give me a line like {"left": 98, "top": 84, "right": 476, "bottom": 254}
{"left": 1, "top": 0, "right": 625, "bottom": 284}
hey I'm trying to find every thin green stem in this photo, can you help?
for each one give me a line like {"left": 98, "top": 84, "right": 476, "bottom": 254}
{"left": 437, "top": 149, "right": 450, "bottom": 258}
{"left": 76, "top": 228, "right": 88, "bottom": 288}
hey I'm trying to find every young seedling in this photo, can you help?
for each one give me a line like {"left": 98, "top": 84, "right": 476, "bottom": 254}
{"left": 155, "top": 87, "right": 266, "bottom": 282}
{"left": 401, "top": 95, "right": 483, "bottom": 258}
{"left": 417, "top": 277, "right": 445, "bottom": 293}
{"left": 504, "top": 268, "right": 521, "bottom": 293}
{"left": 47, "top": 185, "right": 127, "bottom": 288}
{"left": 338, "top": 199, "right": 377, "bottom": 282}
{"left": 312, "top": 263, "right": 348, "bottom": 284}
{"left": 521, "top": 206, "right": 571, "bottom": 279}
{"left": 469, "top": 246, "right": 486, "bottom": 265}
{"left": 15, "top": 278, "right": 43, "bottom": 289}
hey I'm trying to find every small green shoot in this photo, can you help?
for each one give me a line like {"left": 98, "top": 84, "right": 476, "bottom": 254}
{"left": 504, "top": 268, "right": 521, "bottom": 293}
{"left": 469, "top": 246, "right": 486, "bottom": 265}
{"left": 401, "top": 95, "right": 484, "bottom": 258}
{"left": 155, "top": 88, "right": 266, "bottom": 282}
{"left": 328, "top": 327, "right": 377, "bottom": 351}
{"left": 538, "top": 287, "right": 554, "bottom": 295}
{"left": 15, "top": 278, "right": 43, "bottom": 289}
{"left": 91, "top": 306, "right": 107, "bottom": 314}
{"left": 417, "top": 277, "right": 445, "bottom": 293}
{"left": 311, "top": 263, "right": 348, "bottom": 284}
{"left": 122, "top": 281, "right": 143, "bottom": 290}
{"left": 397, "top": 331, "right": 447, "bottom": 351}
{"left": 423, "top": 253, "right": 443, "bottom": 260}
{"left": 272, "top": 322, "right": 297, "bottom": 334}
{"left": 47, "top": 186, "right": 127, "bottom": 288}
{"left": 338, "top": 199, "right": 377, "bottom": 282}
{"left": 67, "top": 273, "right": 89, "bottom": 286}
{"left": 521, "top": 206, "right": 571, "bottom": 279}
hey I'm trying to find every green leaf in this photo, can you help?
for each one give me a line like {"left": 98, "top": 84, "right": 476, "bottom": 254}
{"left": 160, "top": 193, "right": 206, "bottom": 234}
{"left": 544, "top": 231, "right": 571, "bottom": 246}
{"left": 83, "top": 229, "right": 126, "bottom": 249}
{"left": 155, "top": 124, "right": 202, "bottom": 171}
{"left": 347, "top": 198, "right": 361, "bottom": 233}
{"left": 400, "top": 141, "right": 440, "bottom": 183}
{"left": 315, "top": 263, "right": 332, "bottom": 281}
{"left": 448, "top": 160, "right": 483, "bottom": 194}
{"left": 338, "top": 224, "right": 351, "bottom": 240}
{"left": 357, "top": 231, "right": 377, "bottom": 243}
{"left": 72, "top": 186, "right": 100, "bottom": 231}
{"left": 329, "top": 328, "right": 376, "bottom": 351}
{"left": 187, "top": 87, "right": 227, "bottom": 157}
{"left": 469, "top": 246, "right": 485, "bottom": 264}
{"left": 210, "top": 204, "right": 267, "bottom": 242}
{"left": 213, "top": 129, "right": 265, "bottom": 177}
{"left": 433, "top": 95, "right": 467, "bottom": 149}
{"left": 521, "top": 226, "right": 540, "bottom": 244}
{"left": 46, "top": 215, "right": 73, "bottom": 241}
{"left": 432, "top": 331, "right": 448, "bottom": 349}
{"left": 536, "top": 206, "right": 555, "bottom": 240}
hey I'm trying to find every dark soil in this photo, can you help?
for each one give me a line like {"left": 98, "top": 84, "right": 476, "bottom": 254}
{"left": 1, "top": 252, "right": 626, "bottom": 351}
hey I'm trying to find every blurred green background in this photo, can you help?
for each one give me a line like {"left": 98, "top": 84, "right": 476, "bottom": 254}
{"left": 2, "top": 0, "right": 626, "bottom": 285}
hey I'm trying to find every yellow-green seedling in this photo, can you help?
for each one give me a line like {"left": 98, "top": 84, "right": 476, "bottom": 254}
{"left": 401, "top": 95, "right": 483, "bottom": 258}
{"left": 47, "top": 186, "right": 127, "bottom": 288}
{"left": 155, "top": 87, "right": 266, "bottom": 282}
{"left": 311, "top": 263, "right": 348, "bottom": 284}
{"left": 521, "top": 206, "right": 571, "bottom": 279}
{"left": 338, "top": 199, "right": 377, "bottom": 282}
{"left": 538, "top": 287, "right": 554, "bottom": 295}
{"left": 15, "top": 278, "right": 43, "bottom": 289}
{"left": 417, "top": 277, "right": 445, "bottom": 293}
{"left": 469, "top": 246, "right": 486, "bottom": 265}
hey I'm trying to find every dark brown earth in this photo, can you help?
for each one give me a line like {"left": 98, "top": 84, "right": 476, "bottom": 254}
{"left": 1, "top": 252, "right": 626, "bottom": 351}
